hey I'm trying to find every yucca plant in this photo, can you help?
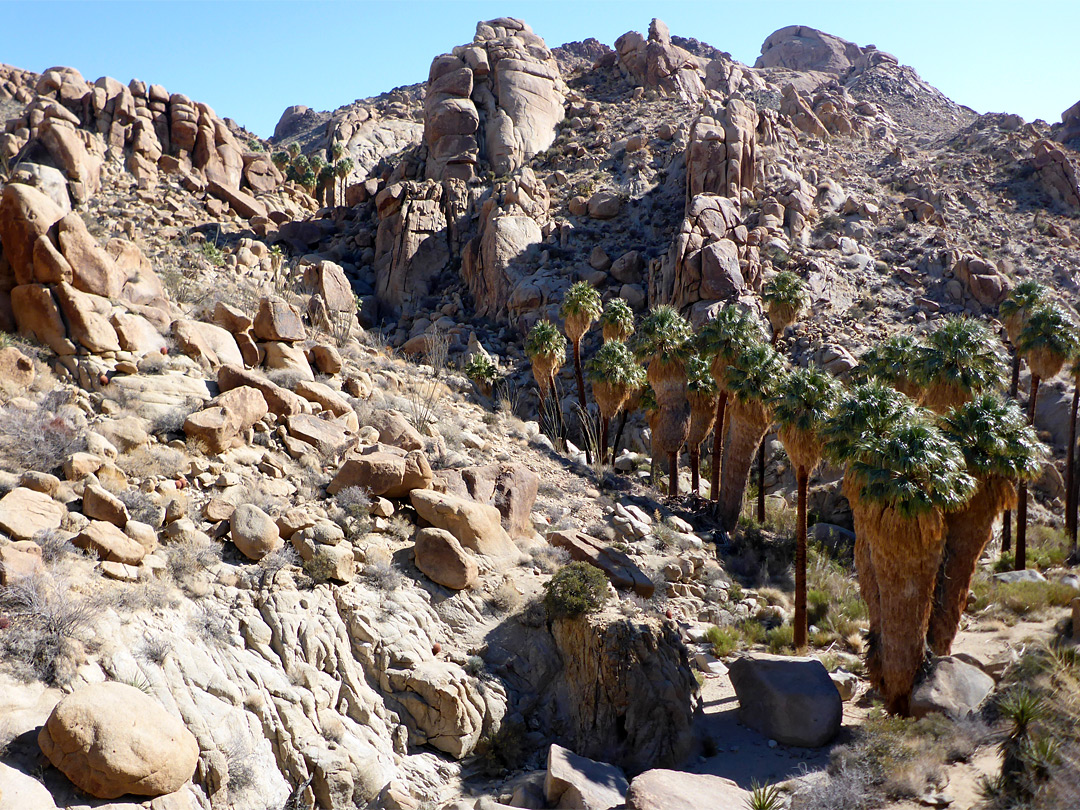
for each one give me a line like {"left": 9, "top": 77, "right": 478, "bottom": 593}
{"left": 560, "top": 281, "right": 603, "bottom": 461}
{"left": 686, "top": 354, "right": 719, "bottom": 497}
{"left": 911, "top": 316, "right": 1007, "bottom": 413}
{"left": 525, "top": 320, "right": 567, "bottom": 412}
{"left": 761, "top": 270, "right": 808, "bottom": 345}
{"left": 856, "top": 334, "right": 925, "bottom": 399}
{"left": 929, "top": 395, "right": 1043, "bottom": 655}
{"left": 634, "top": 306, "right": 694, "bottom": 496}
{"left": 841, "top": 415, "right": 974, "bottom": 714}
{"left": 585, "top": 340, "right": 643, "bottom": 463}
{"left": 599, "top": 297, "right": 635, "bottom": 343}
{"left": 772, "top": 365, "right": 840, "bottom": 649}
{"left": 1014, "top": 303, "right": 1077, "bottom": 570}
{"left": 698, "top": 305, "right": 764, "bottom": 502}
{"left": 718, "top": 342, "right": 785, "bottom": 527}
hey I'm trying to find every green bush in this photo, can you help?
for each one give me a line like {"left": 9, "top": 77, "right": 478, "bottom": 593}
{"left": 544, "top": 562, "right": 609, "bottom": 618}
{"left": 707, "top": 625, "right": 739, "bottom": 658}
{"left": 766, "top": 624, "right": 795, "bottom": 654}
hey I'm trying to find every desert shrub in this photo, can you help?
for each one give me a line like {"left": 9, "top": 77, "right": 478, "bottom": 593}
{"left": 33, "top": 528, "right": 78, "bottom": 565}
{"left": 137, "top": 633, "right": 173, "bottom": 666}
{"left": 465, "top": 353, "right": 499, "bottom": 391}
{"left": 190, "top": 603, "right": 231, "bottom": 647}
{"left": 995, "top": 525, "right": 1070, "bottom": 572}
{"left": 136, "top": 352, "right": 168, "bottom": 375}
{"left": 265, "top": 368, "right": 307, "bottom": 390}
{"left": 0, "top": 572, "right": 103, "bottom": 684}
{"left": 167, "top": 538, "right": 221, "bottom": 586}
{"left": 707, "top": 625, "right": 739, "bottom": 657}
{"left": 423, "top": 327, "right": 450, "bottom": 374}
{"left": 970, "top": 577, "right": 1077, "bottom": 618}
{"left": 408, "top": 379, "right": 443, "bottom": 434}
{"left": 488, "top": 580, "right": 523, "bottom": 614}
{"left": 303, "top": 551, "right": 340, "bottom": 584}
{"left": 258, "top": 544, "right": 300, "bottom": 585}
{"left": 766, "top": 624, "right": 795, "bottom": 654}
{"left": 0, "top": 399, "right": 86, "bottom": 474}
{"left": 334, "top": 486, "right": 372, "bottom": 528}
{"left": 117, "top": 488, "right": 164, "bottom": 526}
{"left": 223, "top": 738, "right": 258, "bottom": 794}
{"left": 365, "top": 562, "right": 402, "bottom": 591}
{"left": 530, "top": 545, "right": 572, "bottom": 574}
{"left": 149, "top": 402, "right": 197, "bottom": 437}
{"left": 117, "top": 445, "right": 185, "bottom": 479}
{"left": 544, "top": 562, "right": 609, "bottom": 618}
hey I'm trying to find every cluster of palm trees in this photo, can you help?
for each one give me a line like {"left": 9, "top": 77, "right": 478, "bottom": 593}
{"left": 271, "top": 143, "right": 354, "bottom": 205}
{"left": 522, "top": 273, "right": 1077, "bottom": 716}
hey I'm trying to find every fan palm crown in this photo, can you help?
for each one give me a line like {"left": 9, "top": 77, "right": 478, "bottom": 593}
{"left": 856, "top": 334, "right": 924, "bottom": 395}
{"left": 941, "top": 394, "right": 1045, "bottom": 482}
{"left": 723, "top": 342, "right": 786, "bottom": 408}
{"left": 762, "top": 270, "right": 808, "bottom": 337}
{"left": 633, "top": 304, "right": 694, "bottom": 368}
{"left": 559, "top": 281, "right": 603, "bottom": 343}
{"left": 1016, "top": 303, "right": 1078, "bottom": 382}
{"left": 525, "top": 319, "right": 566, "bottom": 364}
{"left": 911, "top": 317, "right": 1007, "bottom": 411}
{"left": 772, "top": 365, "right": 840, "bottom": 469}
{"left": 686, "top": 353, "right": 718, "bottom": 397}
{"left": 698, "top": 305, "right": 764, "bottom": 385}
{"left": 823, "top": 381, "right": 919, "bottom": 466}
{"left": 585, "top": 339, "right": 641, "bottom": 389}
{"left": 599, "top": 298, "right": 635, "bottom": 343}
{"left": 999, "top": 280, "right": 1047, "bottom": 344}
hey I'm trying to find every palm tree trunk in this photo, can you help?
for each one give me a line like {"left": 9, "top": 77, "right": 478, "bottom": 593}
{"left": 1068, "top": 383, "right": 1079, "bottom": 549}
{"left": 710, "top": 392, "right": 728, "bottom": 502}
{"left": 928, "top": 478, "right": 1013, "bottom": 656}
{"left": 866, "top": 504, "right": 946, "bottom": 716}
{"left": 690, "top": 445, "right": 700, "bottom": 496}
{"left": 718, "top": 401, "right": 770, "bottom": 529}
{"left": 757, "top": 442, "right": 766, "bottom": 523}
{"left": 794, "top": 467, "right": 809, "bottom": 650}
{"left": 1015, "top": 375, "right": 1040, "bottom": 571}
{"left": 845, "top": 476, "right": 883, "bottom": 690}
{"left": 668, "top": 451, "right": 679, "bottom": 498}
{"left": 601, "top": 415, "right": 610, "bottom": 464}
{"left": 573, "top": 339, "right": 591, "bottom": 465}
{"left": 1002, "top": 352, "right": 1021, "bottom": 553}
{"left": 612, "top": 409, "right": 629, "bottom": 462}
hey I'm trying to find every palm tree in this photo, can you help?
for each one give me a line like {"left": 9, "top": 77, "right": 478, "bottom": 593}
{"left": 331, "top": 142, "right": 345, "bottom": 162}
{"left": 686, "top": 354, "right": 719, "bottom": 497}
{"left": 761, "top": 270, "right": 808, "bottom": 345}
{"left": 634, "top": 305, "right": 694, "bottom": 497}
{"left": 640, "top": 385, "right": 662, "bottom": 487}
{"left": 286, "top": 142, "right": 301, "bottom": 160}
{"left": 717, "top": 342, "right": 785, "bottom": 528}
{"left": 525, "top": 319, "right": 566, "bottom": 412}
{"left": 699, "top": 305, "right": 764, "bottom": 502}
{"left": 857, "top": 334, "right": 925, "bottom": 399}
{"left": 271, "top": 150, "right": 290, "bottom": 172}
{"left": 560, "top": 281, "right": 603, "bottom": 462}
{"left": 1067, "top": 357, "right": 1080, "bottom": 550}
{"left": 911, "top": 317, "right": 1007, "bottom": 413}
{"left": 929, "top": 395, "right": 1044, "bottom": 655}
{"left": 585, "top": 340, "right": 643, "bottom": 463}
{"left": 823, "top": 381, "right": 920, "bottom": 693}
{"left": 1014, "top": 303, "right": 1077, "bottom": 569}
{"left": 318, "top": 164, "right": 336, "bottom": 206}
{"left": 998, "top": 280, "right": 1047, "bottom": 553}
{"left": 599, "top": 297, "right": 635, "bottom": 343}
{"left": 772, "top": 365, "right": 840, "bottom": 649}
{"left": 334, "top": 158, "right": 354, "bottom": 206}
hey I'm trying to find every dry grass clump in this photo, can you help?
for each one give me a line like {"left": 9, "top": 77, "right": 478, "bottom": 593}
{"left": 0, "top": 392, "right": 86, "bottom": 474}
{"left": 167, "top": 538, "right": 221, "bottom": 589}
{"left": 117, "top": 444, "right": 186, "bottom": 479}
{"left": 969, "top": 576, "right": 1078, "bottom": 622}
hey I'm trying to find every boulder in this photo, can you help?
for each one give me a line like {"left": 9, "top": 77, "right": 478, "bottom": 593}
{"left": 262, "top": 340, "right": 314, "bottom": 380}
{"left": 0, "top": 540, "right": 45, "bottom": 585}
{"left": 364, "top": 409, "right": 424, "bottom": 451}
{"left": 445, "top": 463, "right": 539, "bottom": 538}
{"left": 0, "top": 761, "right": 59, "bottom": 810}
{"left": 755, "top": 25, "right": 865, "bottom": 75}
{"left": 206, "top": 179, "right": 267, "bottom": 219}
{"left": 327, "top": 444, "right": 433, "bottom": 498}
{"left": 548, "top": 530, "right": 654, "bottom": 597}
{"left": 302, "top": 260, "right": 355, "bottom": 313}
{"left": 414, "top": 527, "right": 478, "bottom": 590}
{"left": 183, "top": 385, "right": 268, "bottom": 453}
{"left": 253, "top": 297, "right": 306, "bottom": 342}
{"left": 626, "top": 769, "right": 750, "bottom": 810}
{"left": 910, "top": 656, "right": 994, "bottom": 719}
{"left": 285, "top": 413, "right": 354, "bottom": 456}
{"left": 587, "top": 189, "right": 622, "bottom": 219}
{"left": 727, "top": 654, "right": 842, "bottom": 747}
{"left": 613, "top": 20, "right": 708, "bottom": 101}
{"left": 409, "top": 489, "right": 518, "bottom": 558}
{"left": 55, "top": 282, "right": 121, "bottom": 353}
{"left": 172, "top": 319, "right": 244, "bottom": 369}
{"left": 545, "top": 743, "right": 628, "bottom": 810}
{"left": 0, "top": 487, "right": 66, "bottom": 541}
{"left": 10, "top": 284, "right": 76, "bottom": 355}
{"left": 0, "top": 346, "right": 36, "bottom": 389}
{"left": 82, "top": 483, "right": 129, "bottom": 526}
{"left": 295, "top": 379, "right": 352, "bottom": 418}
{"left": 230, "top": 503, "right": 282, "bottom": 561}
{"left": 32, "top": 233, "right": 73, "bottom": 283}
{"left": 73, "top": 520, "right": 147, "bottom": 565}
{"left": 0, "top": 183, "right": 66, "bottom": 285}
{"left": 38, "top": 682, "right": 199, "bottom": 799}
{"left": 56, "top": 213, "right": 123, "bottom": 299}
{"left": 218, "top": 364, "right": 306, "bottom": 416}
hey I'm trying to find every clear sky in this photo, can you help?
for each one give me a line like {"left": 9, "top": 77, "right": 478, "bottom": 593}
{"left": 3, "top": 1, "right": 1078, "bottom": 139}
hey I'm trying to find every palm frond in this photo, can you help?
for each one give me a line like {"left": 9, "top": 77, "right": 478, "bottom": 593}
{"left": 999, "top": 279, "right": 1047, "bottom": 321}
{"left": 911, "top": 316, "right": 1007, "bottom": 403}
{"left": 599, "top": 298, "right": 635, "bottom": 343}
{"left": 855, "top": 334, "right": 924, "bottom": 389}
{"left": 942, "top": 394, "right": 1046, "bottom": 481}
{"left": 632, "top": 304, "right": 693, "bottom": 366}
{"left": 762, "top": 270, "right": 808, "bottom": 330}
{"left": 686, "top": 353, "right": 718, "bottom": 395}
{"left": 723, "top": 342, "right": 786, "bottom": 406}
{"left": 1016, "top": 303, "right": 1078, "bottom": 380}
{"left": 822, "top": 381, "right": 919, "bottom": 465}
{"left": 559, "top": 280, "right": 603, "bottom": 322}
{"left": 772, "top": 365, "right": 840, "bottom": 435}
{"left": 525, "top": 319, "right": 567, "bottom": 363}
{"left": 697, "top": 304, "right": 764, "bottom": 362}
{"left": 585, "top": 340, "right": 642, "bottom": 387}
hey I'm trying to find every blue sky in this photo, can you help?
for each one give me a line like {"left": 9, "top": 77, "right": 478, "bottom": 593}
{"left": 4, "top": 1, "right": 1078, "bottom": 139}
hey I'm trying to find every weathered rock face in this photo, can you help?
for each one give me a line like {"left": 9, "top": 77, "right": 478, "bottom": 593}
{"left": 439, "top": 462, "right": 539, "bottom": 538}
{"left": 614, "top": 19, "right": 709, "bottom": 102}
{"left": 549, "top": 612, "right": 698, "bottom": 773}
{"left": 755, "top": 25, "right": 866, "bottom": 75}
{"left": 627, "top": 769, "right": 750, "bottom": 810}
{"left": 413, "top": 527, "right": 478, "bottom": 590}
{"left": 545, "top": 743, "right": 628, "bottom": 810}
{"left": 1028, "top": 138, "right": 1080, "bottom": 209}
{"left": 685, "top": 97, "right": 758, "bottom": 203}
{"left": 656, "top": 193, "right": 757, "bottom": 315}
{"left": 327, "top": 443, "right": 433, "bottom": 498}
{"left": 0, "top": 487, "right": 66, "bottom": 542}
{"left": 1060, "top": 98, "right": 1080, "bottom": 145}
{"left": 409, "top": 488, "right": 518, "bottom": 558}
{"left": 37, "top": 682, "right": 200, "bottom": 799}
{"left": 548, "top": 529, "right": 655, "bottom": 597}
{"left": 424, "top": 17, "right": 566, "bottom": 181}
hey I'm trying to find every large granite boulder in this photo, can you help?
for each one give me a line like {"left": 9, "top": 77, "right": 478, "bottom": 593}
{"left": 409, "top": 488, "right": 518, "bottom": 558}
{"left": 37, "top": 682, "right": 199, "bottom": 799}
{"left": 755, "top": 25, "right": 865, "bottom": 75}
{"left": 910, "top": 656, "right": 994, "bottom": 720}
{"left": 728, "top": 654, "right": 842, "bottom": 747}
{"left": 627, "top": 769, "right": 750, "bottom": 810}
{"left": 614, "top": 19, "right": 708, "bottom": 101}
{"left": 545, "top": 743, "right": 628, "bottom": 810}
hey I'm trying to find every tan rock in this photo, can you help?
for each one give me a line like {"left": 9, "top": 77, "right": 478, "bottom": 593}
{"left": 211, "top": 301, "right": 253, "bottom": 334}
{"left": 409, "top": 489, "right": 517, "bottom": 558}
{"left": 0, "top": 183, "right": 66, "bottom": 285}
{"left": 626, "top": 769, "right": 749, "bottom": 810}
{"left": 0, "top": 540, "right": 45, "bottom": 585}
{"left": 310, "top": 344, "right": 343, "bottom": 375}
{"left": 230, "top": 503, "right": 282, "bottom": 561}
{"left": 32, "top": 233, "right": 73, "bottom": 284}
{"left": 38, "top": 682, "right": 199, "bottom": 799}
{"left": 73, "top": 520, "right": 146, "bottom": 565}
{"left": 206, "top": 179, "right": 267, "bottom": 219}
{"left": 0, "top": 487, "right": 66, "bottom": 541}
{"left": 253, "top": 297, "right": 306, "bottom": 342}
{"left": 327, "top": 444, "right": 433, "bottom": 498}
{"left": 54, "top": 282, "right": 120, "bottom": 353}
{"left": 302, "top": 260, "right": 355, "bottom": 313}
{"left": 57, "top": 213, "right": 124, "bottom": 299}
{"left": 0, "top": 346, "right": 36, "bottom": 389}
{"left": 262, "top": 341, "right": 314, "bottom": 381}
{"left": 171, "top": 318, "right": 243, "bottom": 369}
{"left": 38, "top": 117, "right": 102, "bottom": 203}
{"left": 10, "top": 284, "right": 75, "bottom": 355}
{"left": 183, "top": 385, "right": 268, "bottom": 453}
{"left": 295, "top": 379, "right": 352, "bottom": 417}
{"left": 285, "top": 413, "right": 354, "bottom": 456}
{"left": 0, "top": 761, "right": 59, "bottom": 810}
{"left": 218, "top": 364, "right": 305, "bottom": 416}
{"left": 111, "top": 311, "right": 168, "bottom": 355}
{"left": 64, "top": 452, "right": 103, "bottom": 480}
{"left": 365, "top": 409, "right": 424, "bottom": 451}
{"left": 82, "top": 484, "right": 129, "bottom": 526}
{"left": 414, "top": 527, "right": 477, "bottom": 590}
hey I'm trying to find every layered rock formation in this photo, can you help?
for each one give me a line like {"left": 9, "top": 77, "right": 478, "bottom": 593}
{"left": 614, "top": 19, "right": 709, "bottom": 102}
{"left": 424, "top": 18, "right": 567, "bottom": 181}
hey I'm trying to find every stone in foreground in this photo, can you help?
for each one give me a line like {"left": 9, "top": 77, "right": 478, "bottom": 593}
{"left": 545, "top": 743, "right": 628, "bottom": 810}
{"left": 728, "top": 653, "right": 842, "bottom": 747}
{"left": 626, "top": 769, "right": 750, "bottom": 810}
{"left": 910, "top": 656, "right": 994, "bottom": 719}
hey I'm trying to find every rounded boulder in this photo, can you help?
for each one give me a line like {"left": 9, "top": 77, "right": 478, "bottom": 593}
{"left": 37, "top": 682, "right": 199, "bottom": 799}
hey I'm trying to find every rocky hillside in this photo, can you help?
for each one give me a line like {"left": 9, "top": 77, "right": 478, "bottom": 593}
{"left": 1, "top": 16, "right": 1079, "bottom": 810}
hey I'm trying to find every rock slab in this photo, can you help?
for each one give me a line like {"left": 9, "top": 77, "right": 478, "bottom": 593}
{"left": 910, "top": 656, "right": 994, "bottom": 719}
{"left": 728, "top": 654, "right": 842, "bottom": 747}
{"left": 545, "top": 743, "right": 628, "bottom": 810}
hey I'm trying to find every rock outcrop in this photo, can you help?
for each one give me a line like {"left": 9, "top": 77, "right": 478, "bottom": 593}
{"left": 424, "top": 18, "right": 566, "bottom": 181}
{"left": 685, "top": 97, "right": 759, "bottom": 203}
{"left": 614, "top": 19, "right": 708, "bottom": 102}
{"left": 1028, "top": 138, "right": 1080, "bottom": 209}
{"left": 756, "top": 26, "right": 869, "bottom": 76}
